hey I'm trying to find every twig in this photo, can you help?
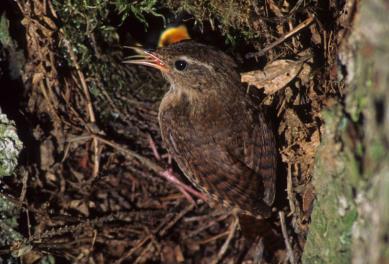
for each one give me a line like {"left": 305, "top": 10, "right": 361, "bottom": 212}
{"left": 133, "top": 227, "right": 161, "bottom": 264}
{"left": 279, "top": 211, "right": 295, "bottom": 264}
{"left": 253, "top": 237, "right": 264, "bottom": 264}
{"left": 185, "top": 213, "right": 230, "bottom": 239}
{"left": 37, "top": 80, "right": 61, "bottom": 123}
{"left": 61, "top": 38, "right": 96, "bottom": 123}
{"left": 160, "top": 204, "right": 195, "bottom": 236}
{"left": 115, "top": 204, "right": 193, "bottom": 263}
{"left": 86, "top": 230, "right": 97, "bottom": 260}
{"left": 211, "top": 216, "right": 239, "bottom": 264}
{"left": 287, "top": 162, "right": 296, "bottom": 216}
{"left": 26, "top": 210, "right": 32, "bottom": 239}
{"left": 148, "top": 134, "right": 161, "bottom": 160}
{"left": 197, "top": 231, "right": 229, "bottom": 245}
{"left": 19, "top": 170, "right": 28, "bottom": 202}
{"left": 61, "top": 34, "right": 100, "bottom": 178}
{"left": 114, "top": 231, "right": 152, "bottom": 264}
{"left": 184, "top": 210, "right": 227, "bottom": 223}
{"left": 134, "top": 240, "right": 154, "bottom": 264}
{"left": 245, "top": 16, "right": 315, "bottom": 59}
{"left": 93, "top": 134, "right": 162, "bottom": 173}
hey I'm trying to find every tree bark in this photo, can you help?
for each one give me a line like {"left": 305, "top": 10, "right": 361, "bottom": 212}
{"left": 303, "top": 0, "right": 389, "bottom": 263}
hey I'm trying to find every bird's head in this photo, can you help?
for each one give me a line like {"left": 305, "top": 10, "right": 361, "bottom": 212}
{"left": 124, "top": 41, "right": 240, "bottom": 97}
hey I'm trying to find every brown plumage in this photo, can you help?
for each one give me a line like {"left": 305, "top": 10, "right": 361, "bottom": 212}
{"left": 125, "top": 40, "right": 277, "bottom": 219}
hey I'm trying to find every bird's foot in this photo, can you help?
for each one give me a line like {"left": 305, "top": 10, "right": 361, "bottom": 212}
{"left": 148, "top": 134, "right": 207, "bottom": 205}
{"left": 160, "top": 169, "right": 208, "bottom": 205}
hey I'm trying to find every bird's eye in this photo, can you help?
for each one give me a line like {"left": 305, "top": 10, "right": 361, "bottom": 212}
{"left": 174, "top": 60, "right": 187, "bottom": 71}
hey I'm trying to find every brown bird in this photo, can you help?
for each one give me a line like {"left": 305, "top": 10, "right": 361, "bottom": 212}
{"left": 124, "top": 40, "right": 277, "bottom": 219}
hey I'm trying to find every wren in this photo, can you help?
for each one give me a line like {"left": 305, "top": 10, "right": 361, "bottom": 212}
{"left": 125, "top": 40, "right": 277, "bottom": 219}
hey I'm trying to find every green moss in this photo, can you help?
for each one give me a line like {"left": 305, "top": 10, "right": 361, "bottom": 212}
{"left": 367, "top": 140, "right": 386, "bottom": 167}
{"left": 114, "top": 0, "right": 165, "bottom": 26}
{"left": 0, "top": 13, "right": 12, "bottom": 46}
{"left": 0, "top": 13, "right": 24, "bottom": 79}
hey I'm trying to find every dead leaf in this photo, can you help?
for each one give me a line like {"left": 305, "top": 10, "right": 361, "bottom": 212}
{"left": 241, "top": 59, "right": 310, "bottom": 95}
{"left": 302, "top": 184, "right": 315, "bottom": 214}
{"left": 42, "top": 16, "right": 57, "bottom": 30}
{"left": 32, "top": 72, "right": 44, "bottom": 86}
{"left": 69, "top": 200, "right": 90, "bottom": 216}
{"left": 174, "top": 245, "right": 185, "bottom": 263}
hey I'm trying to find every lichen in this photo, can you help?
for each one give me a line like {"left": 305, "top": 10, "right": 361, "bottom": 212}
{"left": 0, "top": 111, "right": 23, "bottom": 177}
{"left": 0, "top": 109, "right": 23, "bottom": 256}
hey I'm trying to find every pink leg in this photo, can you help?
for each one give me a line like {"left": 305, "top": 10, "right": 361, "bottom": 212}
{"left": 160, "top": 169, "right": 208, "bottom": 203}
{"left": 148, "top": 135, "right": 208, "bottom": 205}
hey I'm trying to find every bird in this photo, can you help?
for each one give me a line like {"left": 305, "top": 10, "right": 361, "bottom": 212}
{"left": 124, "top": 39, "right": 277, "bottom": 220}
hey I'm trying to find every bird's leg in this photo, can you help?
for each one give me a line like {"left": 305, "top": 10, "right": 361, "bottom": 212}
{"left": 159, "top": 169, "right": 208, "bottom": 204}
{"left": 147, "top": 135, "right": 208, "bottom": 204}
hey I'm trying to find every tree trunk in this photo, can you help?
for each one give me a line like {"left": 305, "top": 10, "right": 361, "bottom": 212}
{"left": 303, "top": 0, "right": 389, "bottom": 263}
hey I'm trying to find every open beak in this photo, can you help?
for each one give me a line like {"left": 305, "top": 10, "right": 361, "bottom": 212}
{"left": 123, "top": 46, "right": 169, "bottom": 72}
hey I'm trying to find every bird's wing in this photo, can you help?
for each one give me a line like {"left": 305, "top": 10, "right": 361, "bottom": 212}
{"left": 241, "top": 111, "right": 277, "bottom": 206}
{"left": 163, "top": 122, "right": 273, "bottom": 218}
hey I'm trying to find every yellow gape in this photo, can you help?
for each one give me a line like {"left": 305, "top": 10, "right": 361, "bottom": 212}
{"left": 158, "top": 25, "right": 191, "bottom": 47}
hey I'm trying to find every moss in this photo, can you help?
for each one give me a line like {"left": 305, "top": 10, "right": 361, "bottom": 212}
{"left": 302, "top": 107, "right": 357, "bottom": 264}
{"left": 114, "top": 0, "right": 165, "bottom": 26}
{"left": 163, "top": 0, "right": 265, "bottom": 46}
{"left": 0, "top": 13, "right": 24, "bottom": 79}
{"left": 0, "top": 13, "right": 13, "bottom": 46}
